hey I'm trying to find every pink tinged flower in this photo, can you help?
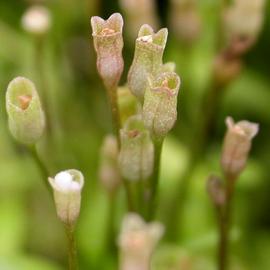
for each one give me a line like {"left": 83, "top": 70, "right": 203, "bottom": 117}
{"left": 91, "top": 13, "right": 124, "bottom": 90}
{"left": 128, "top": 24, "right": 168, "bottom": 102}
{"left": 221, "top": 117, "right": 259, "bottom": 179}
{"left": 224, "top": 0, "right": 265, "bottom": 42}
{"left": 118, "top": 213, "right": 164, "bottom": 270}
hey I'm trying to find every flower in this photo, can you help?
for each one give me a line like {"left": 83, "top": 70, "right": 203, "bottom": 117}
{"left": 119, "top": 0, "right": 158, "bottom": 40}
{"left": 221, "top": 117, "right": 259, "bottom": 179}
{"left": 91, "top": 13, "right": 124, "bottom": 90}
{"left": 118, "top": 213, "right": 164, "bottom": 270}
{"left": 48, "top": 169, "right": 84, "bottom": 226}
{"left": 170, "top": 0, "right": 201, "bottom": 43}
{"left": 118, "top": 115, "right": 154, "bottom": 182}
{"left": 99, "top": 135, "right": 121, "bottom": 194}
{"left": 6, "top": 77, "right": 45, "bottom": 145}
{"left": 22, "top": 5, "right": 51, "bottom": 35}
{"left": 128, "top": 24, "right": 168, "bottom": 102}
{"left": 224, "top": 0, "right": 265, "bottom": 42}
{"left": 143, "top": 71, "right": 181, "bottom": 139}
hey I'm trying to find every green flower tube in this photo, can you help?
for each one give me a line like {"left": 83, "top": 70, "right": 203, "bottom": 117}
{"left": 143, "top": 71, "right": 181, "bottom": 139}
{"left": 118, "top": 115, "right": 154, "bottom": 182}
{"left": 128, "top": 24, "right": 168, "bottom": 102}
{"left": 6, "top": 77, "right": 45, "bottom": 145}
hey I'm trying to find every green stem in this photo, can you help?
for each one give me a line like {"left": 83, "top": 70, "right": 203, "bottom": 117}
{"left": 123, "top": 178, "right": 136, "bottom": 212}
{"left": 106, "top": 193, "right": 118, "bottom": 252}
{"left": 105, "top": 85, "right": 137, "bottom": 213}
{"left": 146, "top": 137, "right": 163, "bottom": 220}
{"left": 218, "top": 176, "right": 235, "bottom": 270}
{"left": 65, "top": 224, "right": 78, "bottom": 270}
{"left": 34, "top": 37, "right": 52, "bottom": 136}
{"left": 165, "top": 79, "right": 225, "bottom": 240}
{"left": 28, "top": 145, "right": 52, "bottom": 195}
{"left": 105, "top": 87, "right": 121, "bottom": 147}
{"left": 165, "top": 157, "right": 195, "bottom": 240}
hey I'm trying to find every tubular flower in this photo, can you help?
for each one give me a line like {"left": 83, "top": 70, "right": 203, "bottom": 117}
{"left": 221, "top": 117, "right": 259, "bottom": 178}
{"left": 91, "top": 13, "right": 124, "bottom": 90}
{"left": 143, "top": 72, "right": 181, "bottom": 139}
{"left": 49, "top": 169, "right": 84, "bottom": 226}
{"left": 128, "top": 24, "right": 168, "bottom": 102}
{"left": 6, "top": 77, "right": 45, "bottom": 145}
{"left": 118, "top": 115, "right": 154, "bottom": 182}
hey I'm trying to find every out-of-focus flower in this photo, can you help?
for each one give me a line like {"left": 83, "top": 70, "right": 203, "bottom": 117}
{"left": 119, "top": 0, "right": 159, "bottom": 40}
{"left": 22, "top": 5, "right": 51, "bottom": 35}
{"left": 6, "top": 77, "right": 45, "bottom": 145}
{"left": 128, "top": 24, "right": 168, "bottom": 102}
{"left": 49, "top": 170, "right": 84, "bottom": 226}
{"left": 221, "top": 117, "right": 259, "bottom": 179}
{"left": 143, "top": 72, "right": 180, "bottom": 139}
{"left": 207, "top": 175, "right": 225, "bottom": 207}
{"left": 213, "top": 55, "right": 242, "bottom": 86}
{"left": 99, "top": 135, "right": 121, "bottom": 194}
{"left": 118, "top": 115, "right": 154, "bottom": 182}
{"left": 224, "top": 0, "right": 265, "bottom": 43}
{"left": 169, "top": 0, "right": 201, "bottom": 43}
{"left": 118, "top": 213, "right": 164, "bottom": 270}
{"left": 91, "top": 13, "right": 124, "bottom": 90}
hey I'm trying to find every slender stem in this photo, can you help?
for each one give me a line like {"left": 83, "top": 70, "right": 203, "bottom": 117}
{"left": 218, "top": 177, "right": 235, "bottom": 270}
{"left": 165, "top": 157, "right": 195, "bottom": 240}
{"left": 65, "top": 224, "right": 78, "bottom": 270}
{"left": 105, "top": 86, "right": 121, "bottom": 147}
{"left": 146, "top": 137, "right": 163, "bottom": 220}
{"left": 165, "top": 80, "right": 225, "bottom": 240}
{"left": 34, "top": 37, "right": 52, "bottom": 136}
{"left": 28, "top": 145, "right": 52, "bottom": 195}
{"left": 106, "top": 193, "right": 119, "bottom": 253}
{"left": 123, "top": 178, "right": 136, "bottom": 212}
{"left": 105, "top": 85, "right": 137, "bottom": 212}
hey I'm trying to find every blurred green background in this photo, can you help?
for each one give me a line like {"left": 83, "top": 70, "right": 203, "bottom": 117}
{"left": 0, "top": 0, "right": 270, "bottom": 269}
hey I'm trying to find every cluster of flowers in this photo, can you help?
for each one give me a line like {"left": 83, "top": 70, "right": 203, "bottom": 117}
{"left": 4, "top": 0, "right": 264, "bottom": 268}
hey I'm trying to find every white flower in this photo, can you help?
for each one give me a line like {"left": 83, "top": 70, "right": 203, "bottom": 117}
{"left": 22, "top": 5, "right": 51, "bottom": 35}
{"left": 49, "top": 169, "right": 84, "bottom": 226}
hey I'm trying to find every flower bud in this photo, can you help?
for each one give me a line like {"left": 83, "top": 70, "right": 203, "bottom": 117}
{"left": 224, "top": 0, "right": 265, "bottom": 42}
{"left": 213, "top": 54, "right": 242, "bottom": 86}
{"left": 118, "top": 213, "right": 164, "bottom": 270}
{"left": 118, "top": 115, "right": 154, "bottom": 182}
{"left": 143, "top": 72, "right": 181, "bottom": 139}
{"left": 49, "top": 169, "right": 84, "bottom": 226}
{"left": 119, "top": 0, "right": 159, "bottom": 40}
{"left": 22, "top": 5, "right": 51, "bottom": 35}
{"left": 118, "top": 86, "right": 140, "bottom": 123}
{"left": 99, "top": 135, "right": 121, "bottom": 194}
{"left": 6, "top": 77, "right": 46, "bottom": 145}
{"left": 221, "top": 117, "right": 259, "bottom": 179}
{"left": 91, "top": 13, "right": 124, "bottom": 90}
{"left": 128, "top": 25, "right": 168, "bottom": 102}
{"left": 207, "top": 175, "right": 225, "bottom": 207}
